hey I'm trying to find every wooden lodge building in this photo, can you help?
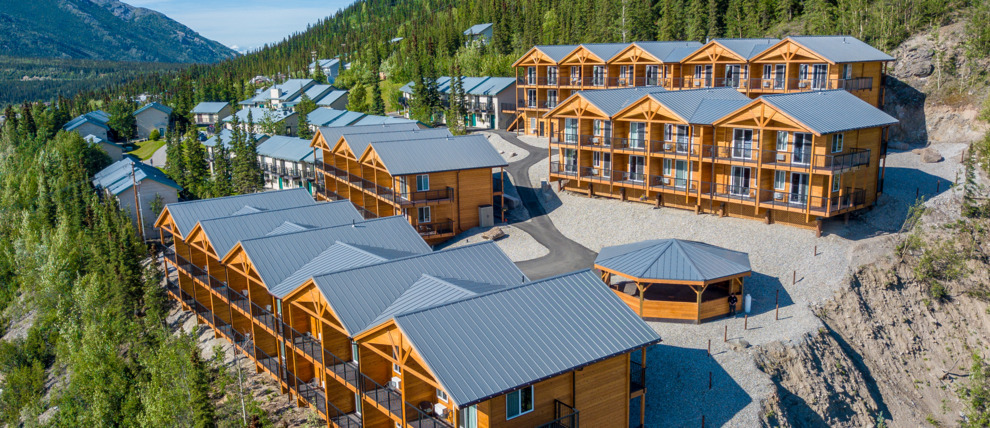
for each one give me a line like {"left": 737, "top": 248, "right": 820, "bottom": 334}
{"left": 512, "top": 36, "right": 894, "bottom": 136}
{"left": 543, "top": 86, "right": 899, "bottom": 231}
{"left": 310, "top": 124, "right": 508, "bottom": 244}
{"left": 154, "top": 189, "right": 662, "bottom": 428}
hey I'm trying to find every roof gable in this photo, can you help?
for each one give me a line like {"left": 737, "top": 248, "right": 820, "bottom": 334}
{"left": 755, "top": 36, "right": 895, "bottom": 63}
{"left": 366, "top": 134, "right": 506, "bottom": 176}
{"left": 162, "top": 188, "right": 314, "bottom": 238}
{"left": 92, "top": 158, "right": 182, "bottom": 196}
{"left": 595, "top": 239, "right": 751, "bottom": 282}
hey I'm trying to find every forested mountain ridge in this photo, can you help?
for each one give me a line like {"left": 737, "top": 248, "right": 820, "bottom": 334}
{"left": 0, "top": 0, "right": 237, "bottom": 63}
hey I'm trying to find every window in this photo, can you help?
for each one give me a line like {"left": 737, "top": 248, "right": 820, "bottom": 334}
{"left": 527, "top": 89, "right": 537, "bottom": 108}
{"left": 725, "top": 64, "right": 741, "bottom": 87}
{"left": 793, "top": 133, "right": 813, "bottom": 164}
{"left": 675, "top": 125, "right": 689, "bottom": 152}
{"left": 629, "top": 122, "right": 646, "bottom": 148}
{"left": 628, "top": 156, "right": 645, "bottom": 181}
{"left": 564, "top": 118, "right": 578, "bottom": 143}
{"left": 645, "top": 65, "right": 659, "bottom": 86}
{"left": 416, "top": 174, "right": 429, "bottom": 191}
{"left": 831, "top": 133, "right": 844, "bottom": 153}
{"left": 506, "top": 386, "right": 534, "bottom": 419}
{"left": 664, "top": 124, "right": 673, "bottom": 142}
{"left": 459, "top": 405, "right": 478, "bottom": 428}
{"left": 437, "top": 389, "right": 449, "bottom": 403}
{"left": 527, "top": 67, "right": 536, "bottom": 85}
{"left": 832, "top": 175, "right": 841, "bottom": 192}
{"left": 547, "top": 90, "right": 558, "bottom": 108}
{"left": 593, "top": 119, "right": 603, "bottom": 137}
{"left": 730, "top": 166, "right": 752, "bottom": 196}
{"left": 570, "top": 66, "right": 581, "bottom": 84}
{"left": 417, "top": 206, "right": 431, "bottom": 223}
{"left": 547, "top": 66, "right": 558, "bottom": 85}
{"left": 530, "top": 118, "right": 536, "bottom": 133}
{"left": 774, "top": 170, "right": 786, "bottom": 190}
{"left": 811, "top": 64, "right": 828, "bottom": 89}
{"left": 593, "top": 65, "right": 605, "bottom": 86}
{"left": 798, "top": 64, "right": 808, "bottom": 80}
{"left": 593, "top": 151, "right": 601, "bottom": 167}
{"left": 663, "top": 158, "right": 672, "bottom": 176}
{"left": 776, "top": 131, "right": 789, "bottom": 151}
{"left": 732, "top": 129, "right": 753, "bottom": 159}
{"left": 842, "top": 64, "right": 852, "bottom": 80}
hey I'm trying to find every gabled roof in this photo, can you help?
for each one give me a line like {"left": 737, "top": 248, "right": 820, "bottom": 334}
{"left": 197, "top": 201, "right": 362, "bottom": 257}
{"left": 532, "top": 44, "right": 581, "bottom": 62}
{"left": 782, "top": 36, "right": 894, "bottom": 63}
{"left": 463, "top": 23, "right": 493, "bottom": 36}
{"left": 64, "top": 110, "right": 110, "bottom": 132}
{"left": 92, "top": 157, "right": 182, "bottom": 196}
{"left": 224, "top": 107, "right": 296, "bottom": 124}
{"left": 393, "top": 269, "right": 661, "bottom": 407}
{"left": 565, "top": 87, "right": 660, "bottom": 117}
{"left": 757, "top": 90, "right": 899, "bottom": 134}
{"left": 309, "top": 58, "right": 340, "bottom": 69}
{"left": 595, "top": 239, "right": 751, "bottom": 282}
{"left": 626, "top": 41, "right": 704, "bottom": 62}
{"left": 273, "top": 242, "right": 392, "bottom": 296}
{"left": 465, "top": 77, "right": 515, "bottom": 96}
{"left": 368, "top": 134, "right": 506, "bottom": 175}
{"left": 577, "top": 43, "right": 629, "bottom": 62}
{"left": 235, "top": 216, "right": 432, "bottom": 294}
{"left": 344, "top": 128, "right": 453, "bottom": 156}
{"left": 83, "top": 134, "right": 120, "bottom": 148}
{"left": 191, "top": 102, "right": 230, "bottom": 114}
{"left": 315, "top": 123, "right": 422, "bottom": 147}
{"left": 134, "top": 102, "right": 173, "bottom": 116}
{"left": 646, "top": 87, "right": 751, "bottom": 124}
{"left": 308, "top": 108, "right": 362, "bottom": 127}
{"left": 256, "top": 135, "right": 317, "bottom": 162}
{"left": 399, "top": 77, "right": 453, "bottom": 94}
{"left": 203, "top": 129, "right": 269, "bottom": 148}
{"left": 351, "top": 115, "right": 419, "bottom": 126}
{"left": 162, "top": 188, "right": 314, "bottom": 237}
{"left": 315, "top": 90, "right": 348, "bottom": 106}
{"left": 271, "top": 79, "right": 314, "bottom": 100}
{"left": 711, "top": 38, "right": 781, "bottom": 60}
{"left": 367, "top": 274, "right": 500, "bottom": 328}
{"left": 266, "top": 221, "right": 309, "bottom": 235}
{"left": 312, "top": 241, "right": 527, "bottom": 335}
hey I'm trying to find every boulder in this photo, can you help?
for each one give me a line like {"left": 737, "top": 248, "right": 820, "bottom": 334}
{"left": 920, "top": 147, "right": 943, "bottom": 163}
{"left": 481, "top": 227, "right": 505, "bottom": 241}
{"left": 727, "top": 338, "right": 750, "bottom": 352}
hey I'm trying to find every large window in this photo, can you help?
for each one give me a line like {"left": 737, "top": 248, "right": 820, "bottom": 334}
{"left": 774, "top": 170, "right": 786, "bottom": 191}
{"left": 663, "top": 158, "right": 672, "bottom": 176}
{"left": 628, "top": 156, "right": 645, "bottom": 182}
{"left": 564, "top": 118, "right": 578, "bottom": 143}
{"left": 629, "top": 122, "right": 646, "bottom": 148}
{"left": 793, "top": 133, "right": 813, "bottom": 164}
{"left": 730, "top": 166, "right": 751, "bottom": 196}
{"left": 527, "top": 89, "right": 537, "bottom": 108}
{"left": 417, "top": 206, "right": 431, "bottom": 223}
{"left": 547, "top": 90, "right": 558, "bottom": 108}
{"left": 776, "top": 131, "right": 789, "bottom": 151}
{"left": 593, "top": 66, "right": 606, "bottom": 86}
{"left": 831, "top": 133, "right": 844, "bottom": 153}
{"left": 459, "top": 405, "right": 477, "bottom": 428}
{"left": 416, "top": 174, "right": 429, "bottom": 191}
{"left": 732, "top": 129, "right": 754, "bottom": 159}
{"left": 645, "top": 65, "right": 659, "bottom": 86}
{"left": 833, "top": 174, "right": 842, "bottom": 192}
{"left": 547, "top": 66, "right": 558, "bottom": 85}
{"left": 506, "top": 386, "right": 534, "bottom": 420}
{"left": 527, "top": 67, "right": 536, "bottom": 85}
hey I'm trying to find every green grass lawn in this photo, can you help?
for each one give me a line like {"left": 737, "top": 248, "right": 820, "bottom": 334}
{"left": 128, "top": 139, "right": 166, "bottom": 160}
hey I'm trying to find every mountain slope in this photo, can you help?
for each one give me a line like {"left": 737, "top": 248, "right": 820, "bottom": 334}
{"left": 0, "top": 0, "right": 237, "bottom": 63}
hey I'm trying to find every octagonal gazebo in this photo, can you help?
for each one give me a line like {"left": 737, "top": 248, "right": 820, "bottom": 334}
{"left": 595, "top": 239, "right": 752, "bottom": 323}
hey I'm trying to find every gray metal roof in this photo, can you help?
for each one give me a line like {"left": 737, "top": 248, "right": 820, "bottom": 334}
{"left": 370, "top": 134, "right": 507, "bottom": 175}
{"left": 134, "top": 102, "right": 173, "bottom": 116}
{"left": 464, "top": 77, "right": 515, "bottom": 96}
{"left": 580, "top": 43, "right": 629, "bottom": 62}
{"left": 224, "top": 107, "right": 295, "bottom": 124}
{"left": 647, "top": 88, "right": 751, "bottom": 124}
{"left": 315, "top": 90, "right": 349, "bottom": 106}
{"left": 191, "top": 102, "right": 230, "bottom": 114}
{"left": 316, "top": 123, "right": 421, "bottom": 147}
{"left": 595, "top": 239, "right": 751, "bottom": 282}
{"left": 236, "top": 216, "right": 431, "bottom": 294}
{"left": 197, "top": 201, "right": 362, "bottom": 257}
{"left": 785, "top": 36, "right": 894, "bottom": 63}
{"left": 203, "top": 129, "right": 269, "bottom": 148}
{"left": 92, "top": 157, "right": 182, "bottom": 196}
{"left": 271, "top": 242, "right": 393, "bottom": 297}
{"left": 630, "top": 41, "right": 704, "bottom": 62}
{"left": 463, "top": 23, "right": 493, "bottom": 36}
{"left": 393, "top": 269, "right": 662, "bottom": 407}
{"left": 571, "top": 87, "right": 660, "bottom": 116}
{"left": 712, "top": 38, "right": 781, "bottom": 59}
{"left": 664, "top": 46, "right": 702, "bottom": 62}
{"left": 64, "top": 110, "right": 110, "bottom": 132}
{"left": 533, "top": 45, "right": 580, "bottom": 62}
{"left": 256, "top": 135, "right": 317, "bottom": 162}
{"left": 343, "top": 128, "right": 453, "bottom": 157}
{"left": 759, "top": 90, "right": 899, "bottom": 135}
{"left": 163, "top": 188, "right": 314, "bottom": 238}
{"left": 312, "top": 241, "right": 527, "bottom": 335}
{"left": 367, "top": 274, "right": 497, "bottom": 328}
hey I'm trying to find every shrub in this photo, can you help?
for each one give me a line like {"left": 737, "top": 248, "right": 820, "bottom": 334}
{"left": 914, "top": 241, "right": 967, "bottom": 301}
{"left": 961, "top": 354, "right": 990, "bottom": 427}
{"left": 148, "top": 129, "right": 161, "bottom": 141}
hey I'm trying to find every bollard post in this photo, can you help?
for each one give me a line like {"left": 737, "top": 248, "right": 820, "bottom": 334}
{"left": 775, "top": 289, "right": 780, "bottom": 321}
{"left": 702, "top": 415, "right": 705, "bottom": 428}
{"left": 916, "top": 187, "right": 919, "bottom": 199}
{"left": 814, "top": 245, "right": 817, "bottom": 256}
{"left": 709, "top": 371, "right": 712, "bottom": 389}
{"left": 936, "top": 180, "right": 940, "bottom": 193}
{"left": 707, "top": 339, "right": 711, "bottom": 357}
{"left": 792, "top": 270, "right": 796, "bottom": 285}
{"left": 744, "top": 314, "right": 748, "bottom": 330}
{"left": 724, "top": 325, "right": 728, "bottom": 342}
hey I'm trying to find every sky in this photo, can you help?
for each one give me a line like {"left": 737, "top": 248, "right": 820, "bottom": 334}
{"left": 126, "top": 0, "right": 354, "bottom": 53}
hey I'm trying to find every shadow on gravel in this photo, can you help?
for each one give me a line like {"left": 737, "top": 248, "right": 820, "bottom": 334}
{"left": 825, "top": 167, "right": 952, "bottom": 240}
{"left": 728, "top": 272, "right": 793, "bottom": 319}
{"left": 634, "top": 344, "right": 751, "bottom": 427}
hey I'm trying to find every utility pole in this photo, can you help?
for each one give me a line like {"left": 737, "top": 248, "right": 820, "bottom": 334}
{"left": 131, "top": 162, "right": 144, "bottom": 240}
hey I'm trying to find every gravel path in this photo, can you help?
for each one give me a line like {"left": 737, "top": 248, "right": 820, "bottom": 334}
{"left": 482, "top": 132, "right": 530, "bottom": 163}
{"left": 521, "top": 137, "right": 966, "bottom": 426}
{"left": 437, "top": 224, "right": 550, "bottom": 262}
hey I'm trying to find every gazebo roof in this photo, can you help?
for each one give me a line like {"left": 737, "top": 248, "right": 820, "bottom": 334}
{"left": 594, "top": 239, "right": 751, "bottom": 283}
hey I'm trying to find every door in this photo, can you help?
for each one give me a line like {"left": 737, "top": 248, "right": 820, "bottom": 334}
{"left": 628, "top": 156, "right": 645, "bottom": 182}
{"left": 675, "top": 125, "right": 689, "bottom": 153}
{"left": 527, "top": 67, "right": 536, "bottom": 85}
{"left": 539, "top": 121, "right": 545, "bottom": 137}
{"left": 548, "top": 66, "right": 558, "bottom": 85}
{"left": 629, "top": 122, "right": 645, "bottom": 149}
{"left": 645, "top": 65, "right": 659, "bottom": 86}
{"left": 793, "top": 133, "right": 812, "bottom": 164}
{"left": 527, "top": 89, "right": 537, "bottom": 108}
{"left": 564, "top": 149, "right": 577, "bottom": 173}
{"left": 811, "top": 64, "right": 828, "bottom": 90}
{"left": 725, "top": 65, "right": 741, "bottom": 88}
{"left": 790, "top": 172, "right": 809, "bottom": 205}
{"left": 564, "top": 118, "right": 578, "bottom": 143}
{"left": 732, "top": 129, "right": 753, "bottom": 159}
{"left": 674, "top": 160, "right": 688, "bottom": 188}
{"left": 774, "top": 64, "right": 785, "bottom": 89}
{"left": 730, "top": 166, "right": 751, "bottom": 197}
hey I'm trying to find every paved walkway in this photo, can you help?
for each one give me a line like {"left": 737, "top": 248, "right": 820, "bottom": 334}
{"left": 490, "top": 130, "right": 597, "bottom": 279}
{"left": 144, "top": 144, "right": 167, "bottom": 168}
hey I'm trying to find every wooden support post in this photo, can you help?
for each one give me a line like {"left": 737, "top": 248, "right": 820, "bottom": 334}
{"left": 744, "top": 314, "right": 748, "bottom": 330}
{"left": 792, "top": 270, "right": 796, "bottom": 285}
{"left": 707, "top": 339, "right": 711, "bottom": 357}
{"left": 724, "top": 325, "right": 727, "bottom": 342}
{"left": 813, "top": 245, "right": 817, "bottom": 257}
{"left": 637, "top": 282, "right": 646, "bottom": 318}
{"left": 709, "top": 371, "right": 712, "bottom": 389}
{"left": 775, "top": 289, "right": 780, "bottom": 321}
{"left": 936, "top": 180, "right": 940, "bottom": 193}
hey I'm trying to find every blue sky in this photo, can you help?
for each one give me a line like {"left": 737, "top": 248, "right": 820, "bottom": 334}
{"left": 127, "top": 0, "right": 354, "bottom": 53}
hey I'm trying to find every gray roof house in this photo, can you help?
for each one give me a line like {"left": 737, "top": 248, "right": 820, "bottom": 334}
{"left": 83, "top": 134, "right": 125, "bottom": 161}
{"left": 63, "top": 110, "right": 111, "bottom": 141}
{"left": 157, "top": 187, "right": 315, "bottom": 239}
{"left": 133, "top": 102, "right": 172, "bottom": 140}
{"left": 191, "top": 102, "right": 233, "bottom": 127}
{"left": 93, "top": 157, "right": 182, "bottom": 238}
{"left": 308, "top": 58, "right": 342, "bottom": 84}
{"left": 223, "top": 107, "right": 300, "bottom": 137}
{"left": 238, "top": 78, "right": 348, "bottom": 110}
{"left": 255, "top": 135, "right": 322, "bottom": 193}
{"left": 399, "top": 76, "right": 517, "bottom": 129}
{"left": 463, "top": 23, "right": 493, "bottom": 45}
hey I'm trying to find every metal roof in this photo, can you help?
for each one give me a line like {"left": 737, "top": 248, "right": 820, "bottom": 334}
{"left": 533, "top": 45, "right": 581, "bottom": 62}
{"left": 92, "top": 157, "right": 182, "bottom": 196}
{"left": 573, "top": 87, "right": 660, "bottom": 116}
{"left": 664, "top": 46, "right": 702, "bottom": 62}
{"left": 785, "top": 36, "right": 895, "bottom": 63}
{"left": 595, "top": 239, "right": 751, "bottom": 282}
{"left": 343, "top": 128, "right": 453, "bottom": 156}
{"left": 646, "top": 87, "right": 751, "bottom": 124}
{"left": 366, "top": 274, "right": 501, "bottom": 329}
{"left": 393, "top": 269, "right": 661, "bottom": 407}
{"left": 256, "top": 135, "right": 317, "bottom": 162}
{"left": 266, "top": 221, "right": 309, "bottom": 235}
{"left": 315, "top": 90, "right": 349, "bottom": 106}
{"left": 224, "top": 107, "right": 295, "bottom": 124}
{"left": 628, "top": 41, "right": 704, "bottom": 62}
{"left": 759, "top": 90, "right": 899, "bottom": 134}
{"left": 463, "top": 23, "right": 493, "bottom": 36}
{"left": 134, "top": 102, "right": 173, "bottom": 116}
{"left": 163, "top": 188, "right": 314, "bottom": 237}
{"left": 712, "top": 38, "right": 781, "bottom": 59}
{"left": 579, "top": 43, "right": 629, "bottom": 62}
{"left": 316, "top": 123, "right": 422, "bottom": 146}
{"left": 370, "top": 134, "right": 507, "bottom": 175}
{"left": 197, "top": 201, "right": 362, "bottom": 257}
{"left": 203, "top": 129, "right": 269, "bottom": 148}
{"left": 191, "top": 102, "right": 229, "bottom": 114}
{"left": 64, "top": 110, "right": 110, "bottom": 131}
{"left": 236, "top": 216, "right": 432, "bottom": 294}
{"left": 271, "top": 242, "right": 394, "bottom": 296}
{"left": 312, "top": 241, "right": 527, "bottom": 335}
{"left": 351, "top": 115, "right": 419, "bottom": 126}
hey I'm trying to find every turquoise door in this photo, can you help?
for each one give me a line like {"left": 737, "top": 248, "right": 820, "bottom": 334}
{"left": 278, "top": 177, "right": 283, "bottom": 189}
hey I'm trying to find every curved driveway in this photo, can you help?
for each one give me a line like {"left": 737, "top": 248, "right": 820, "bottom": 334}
{"left": 490, "top": 130, "right": 597, "bottom": 279}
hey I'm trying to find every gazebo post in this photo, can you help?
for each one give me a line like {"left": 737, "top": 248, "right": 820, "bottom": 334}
{"left": 695, "top": 283, "right": 708, "bottom": 324}
{"left": 636, "top": 282, "right": 645, "bottom": 317}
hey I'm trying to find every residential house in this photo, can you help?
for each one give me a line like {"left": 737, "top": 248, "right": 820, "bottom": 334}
{"left": 154, "top": 189, "right": 661, "bottom": 428}
{"left": 93, "top": 157, "right": 181, "bottom": 239}
{"left": 192, "top": 102, "right": 234, "bottom": 128}
{"left": 308, "top": 59, "right": 342, "bottom": 84}
{"left": 311, "top": 125, "right": 507, "bottom": 243}
{"left": 399, "top": 76, "right": 517, "bottom": 130}
{"left": 463, "top": 23, "right": 493, "bottom": 46}
{"left": 256, "top": 135, "right": 320, "bottom": 193}
{"left": 84, "top": 134, "right": 125, "bottom": 161}
{"left": 512, "top": 36, "right": 893, "bottom": 135}
{"left": 63, "top": 110, "right": 111, "bottom": 141}
{"left": 545, "top": 87, "right": 898, "bottom": 232}
{"left": 239, "top": 79, "right": 348, "bottom": 110}
{"left": 203, "top": 129, "right": 270, "bottom": 174}
{"left": 306, "top": 107, "right": 422, "bottom": 134}
{"left": 134, "top": 102, "right": 172, "bottom": 140}
{"left": 223, "top": 107, "right": 299, "bottom": 136}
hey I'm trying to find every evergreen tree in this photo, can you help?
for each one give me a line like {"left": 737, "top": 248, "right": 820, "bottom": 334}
{"left": 230, "top": 121, "right": 263, "bottom": 194}
{"left": 348, "top": 82, "right": 368, "bottom": 113}
{"left": 295, "top": 94, "right": 317, "bottom": 116}
{"left": 181, "top": 128, "right": 209, "bottom": 196}
{"left": 189, "top": 350, "right": 217, "bottom": 428}
{"left": 107, "top": 99, "right": 136, "bottom": 141}
{"left": 685, "top": 0, "right": 709, "bottom": 42}
{"left": 447, "top": 66, "right": 467, "bottom": 135}
{"left": 297, "top": 113, "right": 313, "bottom": 140}
{"left": 210, "top": 135, "right": 234, "bottom": 197}
{"left": 311, "top": 61, "right": 328, "bottom": 84}
{"left": 369, "top": 51, "right": 386, "bottom": 116}
{"left": 164, "top": 130, "right": 186, "bottom": 186}
{"left": 18, "top": 102, "right": 37, "bottom": 137}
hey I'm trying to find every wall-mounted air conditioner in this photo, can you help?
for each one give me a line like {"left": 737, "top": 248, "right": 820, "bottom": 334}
{"left": 776, "top": 153, "right": 786, "bottom": 162}
{"left": 389, "top": 376, "right": 401, "bottom": 390}
{"left": 242, "top": 289, "right": 248, "bottom": 296}
{"left": 799, "top": 82, "right": 809, "bottom": 88}
{"left": 663, "top": 177, "right": 671, "bottom": 185}
{"left": 763, "top": 80, "right": 771, "bottom": 88}
{"left": 265, "top": 305, "right": 272, "bottom": 311}
{"left": 434, "top": 404, "right": 448, "bottom": 418}
{"left": 774, "top": 192, "right": 783, "bottom": 199}
{"left": 664, "top": 143, "right": 673, "bottom": 151}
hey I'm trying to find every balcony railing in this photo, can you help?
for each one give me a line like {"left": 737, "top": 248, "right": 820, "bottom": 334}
{"left": 579, "top": 166, "right": 612, "bottom": 181}
{"left": 360, "top": 374, "right": 403, "bottom": 418}
{"left": 630, "top": 360, "right": 646, "bottom": 394}
{"left": 536, "top": 400, "right": 579, "bottom": 428}
{"left": 705, "top": 144, "right": 761, "bottom": 163}
{"left": 354, "top": 205, "right": 377, "bottom": 220}
{"left": 550, "top": 161, "right": 579, "bottom": 177}
{"left": 251, "top": 301, "right": 279, "bottom": 332}
{"left": 416, "top": 219, "right": 455, "bottom": 237}
{"left": 746, "top": 77, "right": 873, "bottom": 92}
{"left": 702, "top": 181, "right": 758, "bottom": 201}
{"left": 398, "top": 187, "right": 454, "bottom": 205}
{"left": 649, "top": 176, "right": 697, "bottom": 193}
{"left": 405, "top": 401, "right": 454, "bottom": 428}
{"left": 762, "top": 147, "right": 870, "bottom": 172}
{"left": 613, "top": 170, "right": 647, "bottom": 185}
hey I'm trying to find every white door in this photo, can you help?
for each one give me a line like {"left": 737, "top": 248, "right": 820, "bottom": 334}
{"left": 628, "top": 156, "right": 645, "bottom": 182}
{"left": 725, "top": 65, "right": 741, "bottom": 88}
{"left": 674, "top": 160, "right": 688, "bottom": 188}
{"left": 790, "top": 172, "right": 809, "bottom": 204}
{"left": 732, "top": 129, "right": 753, "bottom": 159}
{"left": 730, "top": 166, "right": 751, "bottom": 196}
{"left": 629, "top": 123, "right": 645, "bottom": 149}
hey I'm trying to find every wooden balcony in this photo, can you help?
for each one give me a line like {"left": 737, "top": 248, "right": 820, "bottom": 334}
{"left": 415, "top": 219, "right": 455, "bottom": 239}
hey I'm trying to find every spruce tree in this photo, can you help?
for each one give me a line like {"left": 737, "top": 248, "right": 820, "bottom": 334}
{"left": 181, "top": 128, "right": 209, "bottom": 196}
{"left": 312, "top": 62, "right": 328, "bottom": 84}
{"left": 447, "top": 66, "right": 467, "bottom": 135}
{"left": 164, "top": 130, "right": 186, "bottom": 185}
{"left": 210, "top": 134, "right": 234, "bottom": 197}
{"left": 188, "top": 350, "right": 217, "bottom": 428}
